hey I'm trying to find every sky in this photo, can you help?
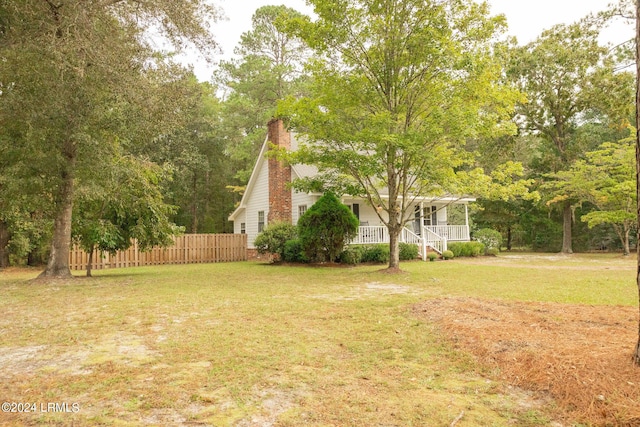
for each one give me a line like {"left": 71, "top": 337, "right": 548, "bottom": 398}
{"left": 187, "top": 0, "right": 634, "bottom": 81}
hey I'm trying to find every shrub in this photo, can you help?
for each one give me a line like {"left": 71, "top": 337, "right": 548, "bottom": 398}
{"left": 399, "top": 242, "right": 419, "bottom": 261}
{"left": 442, "top": 250, "right": 454, "bottom": 260}
{"left": 360, "top": 244, "right": 390, "bottom": 264}
{"left": 283, "top": 239, "right": 308, "bottom": 263}
{"left": 427, "top": 252, "right": 438, "bottom": 261}
{"left": 486, "top": 247, "right": 500, "bottom": 256}
{"left": 298, "top": 192, "right": 359, "bottom": 262}
{"left": 474, "top": 228, "right": 502, "bottom": 254}
{"left": 448, "top": 241, "right": 485, "bottom": 257}
{"left": 254, "top": 222, "right": 297, "bottom": 261}
{"left": 339, "top": 246, "right": 364, "bottom": 265}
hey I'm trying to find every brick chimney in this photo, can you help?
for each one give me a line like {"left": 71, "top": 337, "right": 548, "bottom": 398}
{"left": 267, "top": 119, "right": 292, "bottom": 224}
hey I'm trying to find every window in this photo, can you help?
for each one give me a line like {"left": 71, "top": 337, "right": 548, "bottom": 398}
{"left": 351, "top": 203, "right": 360, "bottom": 220}
{"left": 240, "top": 223, "right": 246, "bottom": 234}
{"left": 423, "top": 206, "right": 438, "bottom": 226}
{"left": 258, "top": 211, "right": 265, "bottom": 232}
{"left": 298, "top": 204, "right": 307, "bottom": 219}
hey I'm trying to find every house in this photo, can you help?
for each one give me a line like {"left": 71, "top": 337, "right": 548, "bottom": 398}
{"left": 228, "top": 119, "right": 475, "bottom": 260}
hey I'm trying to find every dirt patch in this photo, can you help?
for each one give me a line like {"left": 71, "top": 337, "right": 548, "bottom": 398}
{"left": 414, "top": 298, "right": 640, "bottom": 426}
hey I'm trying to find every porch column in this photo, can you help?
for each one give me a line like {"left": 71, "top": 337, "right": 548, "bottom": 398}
{"left": 464, "top": 204, "right": 470, "bottom": 240}
{"left": 420, "top": 201, "right": 426, "bottom": 260}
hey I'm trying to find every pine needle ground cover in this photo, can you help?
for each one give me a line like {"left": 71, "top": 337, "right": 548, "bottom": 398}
{"left": 0, "top": 254, "right": 637, "bottom": 426}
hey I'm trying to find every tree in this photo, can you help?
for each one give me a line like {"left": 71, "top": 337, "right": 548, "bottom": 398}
{"left": 546, "top": 131, "right": 636, "bottom": 255}
{"left": 73, "top": 152, "right": 182, "bottom": 276}
{"left": 508, "top": 19, "right": 632, "bottom": 254}
{"left": 297, "top": 192, "right": 358, "bottom": 263}
{"left": 633, "top": 0, "right": 640, "bottom": 366}
{"left": 281, "top": 0, "right": 521, "bottom": 270}
{"left": 0, "top": 1, "right": 218, "bottom": 278}
{"left": 216, "top": 5, "right": 310, "bottom": 183}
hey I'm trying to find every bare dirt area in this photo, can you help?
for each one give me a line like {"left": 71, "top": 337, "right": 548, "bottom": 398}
{"left": 414, "top": 297, "right": 640, "bottom": 426}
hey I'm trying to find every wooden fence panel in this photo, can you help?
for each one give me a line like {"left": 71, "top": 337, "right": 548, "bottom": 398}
{"left": 69, "top": 234, "right": 247, "bottom": 271}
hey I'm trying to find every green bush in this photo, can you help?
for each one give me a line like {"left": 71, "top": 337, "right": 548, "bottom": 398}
{"left": 448, "top": 241, "right": 485, "bottom": 257}
{"left": 283, "top": 239, "right": 308, "bottom": 263}
{"left": 486, "top": 247, "right": 500, "bottom": 256}
{"left": 298, "top": 192, "right": 359, "bottom": 262}
{"left": 360, "top": 244, "right": 390, "bottom": 264}
{"left": 254, "top": 222, "right": 297, "bottom": 261}
{"left": 474, "top": 228, "right": 502, "bottom": 254}
{"left": 339, "top": 246, "right": 364, "bottom": 265}
{"left": 427, "top": 252, "right": 438, "bottom": 261}
{"left": 399, "top": 242, "right": 419, "bottom": 261}
{"left": 442, "top": 250, "right": 454, "bottom": 260}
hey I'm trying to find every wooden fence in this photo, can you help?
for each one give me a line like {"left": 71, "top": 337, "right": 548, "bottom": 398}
{"left": 69, "top": 234, "right": 247, "bottom": 271}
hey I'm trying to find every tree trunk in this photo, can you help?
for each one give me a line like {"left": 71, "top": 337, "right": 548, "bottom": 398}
{"left": 506, "top": 226, "right": 512, "bottom": 251}
{"left": 624, "top": 228, "right": 631, "bottom": 257}
{"left": 0, "top": 220, "right": 9, "bottom": 269}
{"left": 39, "top": 163, "right": 75, "bottom": 279}
{"left": 388, "top": 226, "right": 401, "bottom": 271}
{"left": 561, "top": 202, "right": 573, "bottom": 254}
{"left": 86, "top": 246, "right": 94, "bottom": 277}
{"left": 632, "top": 0, "right": 640, "bottom": 366}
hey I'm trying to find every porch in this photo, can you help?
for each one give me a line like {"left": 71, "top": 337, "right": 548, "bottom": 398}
{"left": 350, "top": 225, "right": 471, "bottom": 260}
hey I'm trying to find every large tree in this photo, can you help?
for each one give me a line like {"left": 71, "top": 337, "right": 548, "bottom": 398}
{"left": 633, "top": 0, "right": 640, "bottom": 366}
{"left": 546, "top": 132, "right": 636, "bottom": 255}
{"left": 508, "top": 19, "right": 631, "bottom": 254}
{"left": 280, "top": 0, "right": 521, "bottom": 270}
{"left": 0, "top": 1, "right": 218, "bottom": 278}
{"left": 216, "top": 5, "right": 310, "bottom": 183}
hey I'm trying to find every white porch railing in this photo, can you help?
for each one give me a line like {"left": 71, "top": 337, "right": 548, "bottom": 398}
{"left": 423, "top": 227, "right": 447, "bottom": 255}
{"left": 351, "top": 225, "right": 465, "bottom": 259}
{"left": 351, "top": 226, "right": 389, "bottom": 244}
{"left": 425, "top": 225, "right": 469, "bottom": 241}
{"left": 402, "top": 227, "right": 424, "bottom": 260}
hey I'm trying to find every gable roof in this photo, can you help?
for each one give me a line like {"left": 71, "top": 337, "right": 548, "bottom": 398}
{"left": 228, "top": 134, "right": 270, "bottom": 221}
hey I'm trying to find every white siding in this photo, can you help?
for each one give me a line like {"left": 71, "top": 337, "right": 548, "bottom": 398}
{"left": 292, "top": 191, "right": 318, "bottom": 225}
{"left": 233, "top": 211, "right": 247, "bottom": 234}
{"left": 342, "top": 198, "right": 386, "bottom": 226}
{"left": 244, "top": 160, "right": 270, "bottom": 248}
{"left": 437, "top": 206, "right": 448, "bottom": 226}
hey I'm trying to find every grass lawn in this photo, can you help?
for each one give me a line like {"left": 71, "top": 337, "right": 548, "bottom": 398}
{"left": 0, "top": 253, "right": 637, "bottom": 426}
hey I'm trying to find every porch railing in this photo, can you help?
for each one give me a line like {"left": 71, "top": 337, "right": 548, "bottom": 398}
{"left": 402, "top": 227, "right": 424, "bottom": 259}
{"left": 352, "top": 226, "right": 389, "bottom": 244}
{"left": 423, "top": 227, "right": 447, "bottom": 255}
{"left": 425, "top": 225, "right": 469, "bottom": 241}
{"left": 351, "top": 225, "right": 460, "bottom": 257}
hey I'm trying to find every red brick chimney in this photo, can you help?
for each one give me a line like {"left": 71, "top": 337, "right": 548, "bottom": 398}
{"left": 267, "top": 119, "right": 292, "bottom": 224}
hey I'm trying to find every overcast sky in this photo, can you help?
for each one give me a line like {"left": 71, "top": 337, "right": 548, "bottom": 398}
{"left": 187, "top": 0, "right": 634, "bottom": 81}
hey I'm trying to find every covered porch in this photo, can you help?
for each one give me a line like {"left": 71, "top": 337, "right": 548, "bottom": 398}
{"left": 347, "top": 198, "right": 474, "bottom": 260}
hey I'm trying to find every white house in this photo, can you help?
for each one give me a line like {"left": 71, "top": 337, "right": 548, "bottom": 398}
{"left": 228, "top": 119, "right": 475, "bottom": 260}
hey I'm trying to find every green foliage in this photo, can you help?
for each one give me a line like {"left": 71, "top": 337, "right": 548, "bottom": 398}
{"left": 280, "top": 0, "right": 521, "bottom": 269}
{"left": 297, "top": 192, "right": 359, "bottom": 262}
{"left": 215, "top": 5, "right": 310, "bottom": 183}
{"left": 442, "top": 250, "right": 454, "bottom": 260}
{"left": 428, "top": 252, "right": 438, "bottom": 262}
{"left": 254, "top": 222, "right": 298, "bottom": 261}
{"left": 399, "top": 243, "right": 419, "bottom": 261}
{"left": 73, "top": 154, "right": 183, "bottom": 261}
{"left": 338, "top": 246, "right": 365, "bottom": 265}
{"left": 474, "top": 228, "right": 503, "bottom": 253}
{"left": 360, "top": 245, "right": 391, "bottom": 264}
{"left": 545, "top": 130, "right": 636, "bottom": 254}
{"left": 283, "top": 239, "right": 308, "bottom": 263}
{"left": 486, "top": 247, "right": 500, "bottom": 256}
{"left": 448, "top": 242, "right": 485, "bottom": 258}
